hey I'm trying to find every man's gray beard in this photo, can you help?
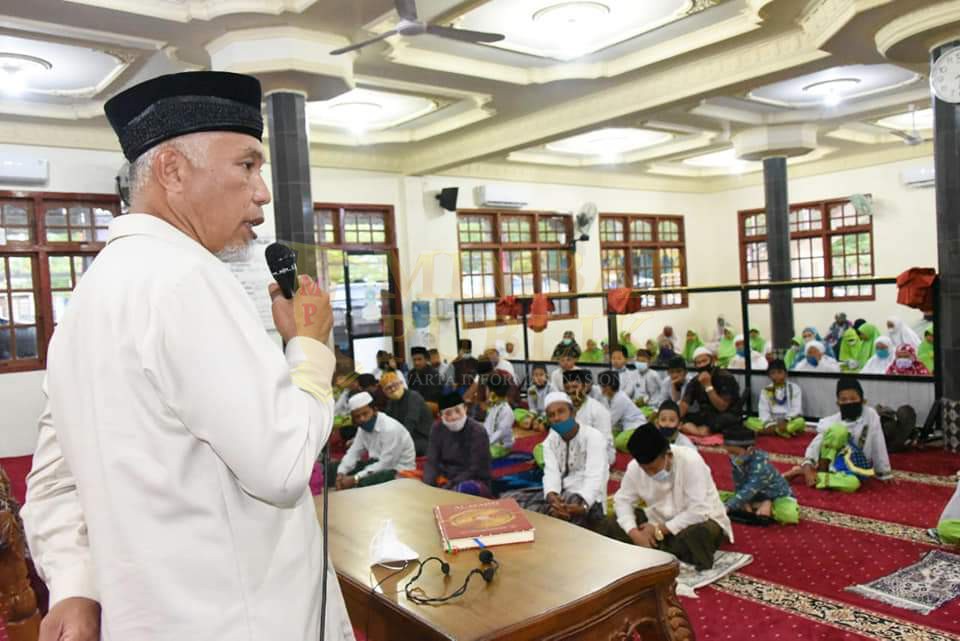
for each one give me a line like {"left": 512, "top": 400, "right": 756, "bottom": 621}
{"left": 216, "top": 241, "right": 254, "bottom": 263}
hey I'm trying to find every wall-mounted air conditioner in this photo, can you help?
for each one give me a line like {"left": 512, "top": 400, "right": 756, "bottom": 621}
{"left": 475, "top": 184, "right": 529, "bottom": 209}
{"left": 900, "top": 164, "right": 935, "bottom": 189}
{"left": 0, "top": 153, "right": 48, "bottom": 185}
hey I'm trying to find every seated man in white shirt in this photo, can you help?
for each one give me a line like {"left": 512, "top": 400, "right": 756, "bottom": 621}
{"left": 603, "top": 423, "right": 733, "bottom": 570}
{"left": 563, "top": 369, "right": 615, "bottom": 464}
{"left": 784, "top": 377, "right": 892, "bottom": 492}
{"left": 792, "top": 341, "right": 841, "bottom": 373}
{"left": 333, "top": 392, "right": 417, "bottom": 490}
{"left": 510, "top": 392, "right": 609, "bottom": 530}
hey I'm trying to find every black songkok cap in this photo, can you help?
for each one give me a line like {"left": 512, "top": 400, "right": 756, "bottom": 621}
{"left": 105, "top": 71, "right": 263, "bottom": 161}
{"left": 562, "top": 369, "right": 591, "bottom": 384}
{"left": 627, "top": 423, "right": 669, "bottom": 464}
{"left": 439, "top": 392, "right": 464, "bottom": 410}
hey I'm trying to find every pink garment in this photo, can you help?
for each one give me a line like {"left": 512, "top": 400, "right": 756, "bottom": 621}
{"left": 309, "top": 460, "right": 325, "bottom": 496}
{"left": 687, "top": 433, "right": 725, "bottom": 446}
{"left": 886, "top": 344, "right": 930, "bottom": 376}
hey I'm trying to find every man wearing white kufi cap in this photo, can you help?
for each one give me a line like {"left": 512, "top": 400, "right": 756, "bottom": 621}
{"left": 333, "top": 392, "right": 416, "bottom": 490}
{"left": 508, "top": 392, "right": 609, "bottom": 529}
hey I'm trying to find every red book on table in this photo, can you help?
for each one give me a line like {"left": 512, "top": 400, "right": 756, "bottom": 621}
{"left": 434, "top": 497, "right": 535, "bottom": 552}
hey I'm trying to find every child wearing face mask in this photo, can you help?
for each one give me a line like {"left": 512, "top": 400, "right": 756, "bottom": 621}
{"left": 721, "top": 425, "right": 798, "bottom": 525}
{"left": 745, "top": 360, "right": 806, "bottom": 437}
{"left": 785, "top": 377, "right": 892, "bottom": 491}
{"left": 651, "top": 400, "right": 697, "bottom": 452}
{"left": 632, "top": 349, "right": 665, "bottom": 418}
{"left": 524, "top": 364, "right": 554, "bottom": 432}
{"left": 484, "top": 377, "right": 516, "bottom": 459}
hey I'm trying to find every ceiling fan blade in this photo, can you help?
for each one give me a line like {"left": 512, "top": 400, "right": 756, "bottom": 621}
{"left": 426, "top": 24, "right": 505, "bottom": 43}
{"left": 330, "top": 29, "right": 397, "bottom": 55}
{"left": 395, "top": 0, "right": 418, "bottom": 21}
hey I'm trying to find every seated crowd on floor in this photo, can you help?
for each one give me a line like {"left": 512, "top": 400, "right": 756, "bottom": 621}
{"left": 324, "top": 311, "right": 934, "bottom": 569}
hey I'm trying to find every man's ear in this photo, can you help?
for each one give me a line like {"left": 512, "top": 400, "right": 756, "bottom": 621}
{"left": 154, "top": 146, "right": 187, "bottom": 194}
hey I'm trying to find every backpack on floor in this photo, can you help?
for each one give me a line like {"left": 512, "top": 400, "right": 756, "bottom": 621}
{"left": 877, "top": 404, "right": 918, "bottom": 453}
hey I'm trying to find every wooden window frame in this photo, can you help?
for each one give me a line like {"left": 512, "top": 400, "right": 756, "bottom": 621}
{"left": 457, "top": 210, "right": 578, "bottom": 328}
{"left": 598, "top": 213, "right": 688, "bottom": 310}
{"left": 0, "top": 190, "right": 119, "bottom": 374}
{"left": 737, "top": 197, "right": 876, "bottom": 303}
{"left": 312, "top": 203, "right": 404, "bottom": 356}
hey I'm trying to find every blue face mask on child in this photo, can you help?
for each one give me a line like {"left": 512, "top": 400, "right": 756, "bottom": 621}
{"left": 636, "top": 362, "right": 649, "bottom": 373}
{"left": 737, "top": 349, "right": 746, "bottom": 357}
{"left": 806, "top": 356, "right": 819, "bottom": 367}
{"left": 551, "top": 418, "right": 576, "bottom": 436}
{"left": 650, "top": 468, "right": 671, "bottom": 483}
{"left": 876, "top": 349, "right": 890, "bottom": 359}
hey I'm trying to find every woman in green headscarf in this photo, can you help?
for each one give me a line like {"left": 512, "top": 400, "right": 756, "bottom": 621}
{"left": 717, "top": 327, "right": 737, "bottom": 368}
{"left": 855, "top": 323, "right": 880, "bottom": 372}
{"left": 682, "top": 330, "right": 704, "bottom": 364}
{"left": 749, "top": 328, "right": 767, "bottom": 355}
{"left": 837, "top": 328, "right": 862, "bottom": 372}
{"left": 785, "top": 335, "right": 804, "bottom": 369}
{"left": 918, "top": 326, "right": 935, "bottom": 373}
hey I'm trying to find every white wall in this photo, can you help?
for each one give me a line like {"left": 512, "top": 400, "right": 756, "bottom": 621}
{"left": 0, "top": 144, "right": 938, "bottom": 456}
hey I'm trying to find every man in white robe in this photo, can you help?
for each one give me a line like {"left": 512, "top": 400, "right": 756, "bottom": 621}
{"left": 792, "top": 340, "right": 841, "bottom": 373}
{"left": 21, "top": 72, "right": 354, "bottom": 641}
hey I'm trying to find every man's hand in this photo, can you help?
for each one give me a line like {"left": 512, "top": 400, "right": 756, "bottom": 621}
{"left": 803, "top": 463, "right": 818, "bottom": 487}
{"left": 39, "top": 597, "right": 100, "bottom": 641}
{"left": 335, "top": 474, "right": 357, "bottom": 490}
{"left": 269, "top": 275, "right": 333, "bottom": 344}
{"left": 697, "top": 371, "right": 712, "bottom": 387}
{"left": 628, "top": 524, "right": 657, "bottom": 548}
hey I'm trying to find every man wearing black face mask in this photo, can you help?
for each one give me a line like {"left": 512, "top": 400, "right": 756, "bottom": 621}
{"left": 679, "top": 347, "right": 743, "bottom": 438}
{"left": 785, "top": 377, "right": 891, "bottom": 490}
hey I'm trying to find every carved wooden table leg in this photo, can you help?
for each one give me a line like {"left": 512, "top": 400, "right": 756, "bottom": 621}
{"left": 657, "top": 581, "right": 695, "bottom": 641}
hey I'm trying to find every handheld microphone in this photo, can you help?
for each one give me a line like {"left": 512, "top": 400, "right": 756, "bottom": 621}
{"left": 265, "top": 242, "right": 298, "bottom": 299}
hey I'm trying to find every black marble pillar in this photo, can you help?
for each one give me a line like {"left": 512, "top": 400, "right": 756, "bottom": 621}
{"left": 266, "top": 92, "right": 316, "bottom": 278}
{"left": 933, "top": 42, "right": 960, "bottom": 400}
{"left": 763, "top": 156, "right": 794, "bottom": 351}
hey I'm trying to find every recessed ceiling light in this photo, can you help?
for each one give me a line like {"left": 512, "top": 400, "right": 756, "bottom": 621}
{"left": 532, "top": 2, "right": 611, "bottom": 28}
{"left": 545, "top": 127, "right": 671, "bottom": 156}
{"left": 876, "top": 108, "right": 933, "bottom": 132}
{"left": 307, "top": 88, "right": 437, "bottom": 133}
{"left": 802, "top": 78, "right": 860, "bottom": 107}
{"left": 0, "top": 52, "right": 52, "bottom": 96}
{"left": 683, "top": 148, "right": 751, "bottom": 172}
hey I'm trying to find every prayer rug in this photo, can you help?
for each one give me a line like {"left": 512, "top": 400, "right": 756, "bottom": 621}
{"left": 847, "top": 550, "right": 960, "bottom": 615}
{"left": 675, "top": 551, "right": 752, "bottom": 598}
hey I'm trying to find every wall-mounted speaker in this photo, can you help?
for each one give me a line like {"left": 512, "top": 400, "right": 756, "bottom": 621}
{"left": 436, "top": 187, "right": 459, "bottom": 212}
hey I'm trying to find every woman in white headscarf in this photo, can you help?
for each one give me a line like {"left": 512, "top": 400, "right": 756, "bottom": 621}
{"left": 860, "top": 336, "right": 895, "bottom": 374}
{"left": 887, "top": 316, "right": 921, "bottom": 349}
{"left": 792, "top": 341, "right": 841, "bottom": 372}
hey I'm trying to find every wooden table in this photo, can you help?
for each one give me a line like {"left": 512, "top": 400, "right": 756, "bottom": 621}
{"left": 317, "top": 480, "right": 694, "bottom": 641}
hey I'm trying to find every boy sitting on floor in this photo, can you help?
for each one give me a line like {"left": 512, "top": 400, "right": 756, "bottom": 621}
{"left": 483, "top": 376, "right": 516, "bottom": 459}
{"left": 784, "top": 377, "right": 892, "bottom": 491}
{"left": 722, "top": 424, "right": 799, "bottom": 525}
{"left": 510, "top": 392, "right": 609, "bottom": 530}
{"left": 745, "top": 359, "right": 806, "bottom": 437}
{"left": 654, "top": 400, "right": 698, "bottom": 452}
{"left": 633, "top": 349, "right": 665, "bottom": 417}
{"left": 598, "top": 370, "right": 647, "bottom": 452}
{"left": 603, "top": 423, "right": 733, "bottom": 570}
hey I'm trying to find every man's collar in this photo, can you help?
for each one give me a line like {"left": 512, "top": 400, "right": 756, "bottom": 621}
{"left": 108, "top": 213, "right": 209, "bottom": 256}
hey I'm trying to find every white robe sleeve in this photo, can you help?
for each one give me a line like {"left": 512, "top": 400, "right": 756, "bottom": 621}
{"left": 337, "top": 430, "right": 367, "bottom": 476}
{"left": 360, "top": 423, "right": 415, "bottom": 478}
{"left": 542, "top": 436, "right": 562, "bottom": 498}
{"left": 614, "top": 463, "right": 642, "bottom": 533}
{"left": 589, "top": 401, "right": 614, "bottom": 464}
{"left": 663, "top": 459, "right": 714, "bottom": 535}
{"left": 142, "top": 270, "right": 335, "bottom": 508}
{"left": 789, "top": 383, "right": 803, "bottom": 419}
{"left": 758, "top": 391, "right": 772, "bottom": 424}
{"left": 866, "top": 409, "right": 892, "bottom": 478}
{"left": 578, "top": 432, "right": 608, "bottom": 507}
{"left": 22, "top": 381, "right": 98, "bottom": 608}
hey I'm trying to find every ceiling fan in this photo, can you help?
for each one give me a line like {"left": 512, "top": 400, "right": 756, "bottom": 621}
{"left": 887, "top": 104, "right": 923, "bottom": 146}
{"left": 330, "top": 0, "right": 506, "bottom": 56}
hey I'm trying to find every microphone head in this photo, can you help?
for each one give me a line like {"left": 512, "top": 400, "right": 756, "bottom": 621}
{"left": 478, "top": 550, "right": 494, "bottom": 564}
{"left": 440, "top": 562, "right": 450, "bottom": 575}
{"left": 265, "top": 242, "right": 297, "bottom": 299}
{"left": 481, "top": 567, "right": 496, "bottom": 583}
